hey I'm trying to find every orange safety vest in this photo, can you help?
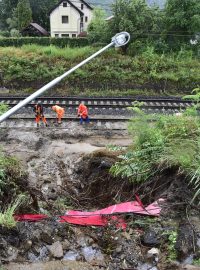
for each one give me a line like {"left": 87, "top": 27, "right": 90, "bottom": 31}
{"left": 52, "top": 105, "right": 65, "bottom": 117}
{"left": 78, "top": 104, "right": 88, "bottom": 119}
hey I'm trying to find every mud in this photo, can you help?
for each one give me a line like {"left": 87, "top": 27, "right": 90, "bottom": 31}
{"left": 1, "top": 126, "right": 200, "bottom": 269}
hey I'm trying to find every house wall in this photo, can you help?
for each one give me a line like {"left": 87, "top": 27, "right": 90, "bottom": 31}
{"left": 50, "top": 0, "right": 93, "bottom": 38}
{"left": 71, "top": 0, "right": 93, "bottom": 32}
{"left": 50, "top": 2, "right": 81, "bottom": 37}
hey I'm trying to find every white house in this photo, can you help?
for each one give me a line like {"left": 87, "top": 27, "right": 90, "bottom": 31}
{"left": 49, "top": 0, "right": 93, "bottom": 38}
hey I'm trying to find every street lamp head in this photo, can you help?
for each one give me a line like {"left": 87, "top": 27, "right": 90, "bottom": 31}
{"left": 111, "top": 32, "right": 130, "bottom": 47}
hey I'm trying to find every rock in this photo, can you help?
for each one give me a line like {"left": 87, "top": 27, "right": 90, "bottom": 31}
{"left": 137, "top": 263, "right": 158, "bottom": 270}
{"left": 23, "top": 240, "right": 32, "bottom": 251}
{"left": 62, "top": 239, "right": 71, "bottom": 250}
{"left": 3, "top": 246, "right": 18, "bottom": 262}
{"left": 81, "top": 246, "right": 104, "bottom": 262}
{"left": 147, "top": 248, "right": 160, "bottom": 258}
{"left": 47, "top": 241, "right": 63, "bottom": 258}
{"left": 63, "top": 250, "right": 79, "bottom": 261}
{"left": 142, "top": 230, "right": 160, "bottom": 246}
{"left": 115, "top": 246, "right": 123, "bottom": 253}
{"left": 41, "top": 232, "right": 54, "bottom": 245}
{"left": 180, "top": 265, "right": 200, "bottom": 270}
{"left": 77, "top": 236, "right": 93, "bottom": 247}
{"left": 28, "top": 246, "right": 49, "bottom": 262}
{"left": 175, "top": 222, "right": 196, "bottom": 260}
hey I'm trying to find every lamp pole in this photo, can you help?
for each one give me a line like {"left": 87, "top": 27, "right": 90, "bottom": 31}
{"left": 0, "top": 32, "right": 130, "bottom": 123}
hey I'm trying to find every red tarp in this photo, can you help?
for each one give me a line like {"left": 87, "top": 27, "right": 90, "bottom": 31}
{"left": 64, "top": 199, "right": 163, "bottom": 217}
{"left": 15, "top": 199, "right": 163, "bottom": 228}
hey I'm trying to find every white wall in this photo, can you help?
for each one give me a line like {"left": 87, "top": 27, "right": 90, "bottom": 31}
{"left": 71, "top": 0, "right": 93, "bottom": 31}
{"left": 50, "top": 2, "right": 81, "bottom": 37}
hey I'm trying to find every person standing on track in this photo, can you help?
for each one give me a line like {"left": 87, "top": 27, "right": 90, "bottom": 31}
{"left": 33, "top": 102, "right": 48, "bottom": 127}
{"left": 52, "top": 105, "right": 65, "bottom": 124}
{"left": 77, "top": 101, "right": 90, "bottom": 124}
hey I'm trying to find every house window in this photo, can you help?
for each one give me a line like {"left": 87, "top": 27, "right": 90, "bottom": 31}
{"left": 63, "top": 2, "right": 67, "bottom": 7}
{"left": 62, "top": 16, "right": 69, "bottom": 23}
{"left": 62, "top": 34, "right": 69, "bottom": 37}
{"left": 81, "top": 16, "right": 83, "bottom": 23}
{"left": 81, "top": 3, "right": 84, "bottom": 9}
{"left": 85, "top": 16, "right": 88, "bottom": 23}
{"left": 55, "top": 34, "right": 59, "bottom": 37}
{"left": 72, "top": 34, "right": 76, "bottom": 38}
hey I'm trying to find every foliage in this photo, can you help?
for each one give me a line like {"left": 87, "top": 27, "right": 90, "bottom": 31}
{"left": 13, "top": 0, "right": 32, "bottom": 31}
{"left": 164, "top": 0, "right": 200, "bottom": 45}
{"left": 193, "top": 258, "right": 200, "bottom": 266}
{"left": 110, "top": 98, "right": 200, "bottom": 202}
{"left": 88, "top": 8, "right": 110, "bottom": 43}
{"left": 0, "top": 45, "right": 199, "bottom": 96}
{"left": 0, "top": 0, "right": 55, "bottom": 31}
{"left": 29, "top": 0, "right": 57, "bottom": 31}
{"left": 0, "top": 195, "right": 26, "bottom": 228}
{"left": 0, "top": 37, "right": 89, "bottom": 48}
{"left": 0, "top": 104, "right": 9, "bottom": 115}
{"left": 109, "top": 0, "right": 163, "bottom": 39}
{"left": 162, "top": 230, "right": 178, "bottom": 261}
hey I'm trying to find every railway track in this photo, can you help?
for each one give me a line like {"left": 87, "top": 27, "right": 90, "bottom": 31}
{"left": 0, "top": 96, "right": 194, "bottom": 129}
{"left": 0, "top": 96, "right": 193, "bottom": 111}
{"left": 0, "top": 116, "right": 128, "bottom": 129}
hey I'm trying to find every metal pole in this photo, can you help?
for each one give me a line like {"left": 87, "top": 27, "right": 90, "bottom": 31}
{"left": 0, "top": 32, "right": 130, "bottom": 123}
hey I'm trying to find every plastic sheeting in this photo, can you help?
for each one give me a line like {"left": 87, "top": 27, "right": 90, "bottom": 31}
{"left": 15, "top": 199, "right": 163, "bottom": 228}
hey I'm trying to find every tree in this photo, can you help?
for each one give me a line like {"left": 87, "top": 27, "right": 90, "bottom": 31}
{"left": 0, "top": 0, "right": 19, "bottom": 29}
{"left": 13, "top": 0, "right": 32, "bottom": 31}
{"left": 87, "top": 8, "right": 110, "bottom": 43}
{"left": 109, "top": 0, "right": 162, "bottom": 39}
{"left": 29, "top": 0, "right": 57, "bottom": 30}
{"left": 164, "top": 0, "right": 200, "bottom": 43}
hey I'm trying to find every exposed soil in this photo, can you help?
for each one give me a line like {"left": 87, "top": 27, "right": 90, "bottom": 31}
{"left": 0, "top": 126, "right": 200, "bottom": 270}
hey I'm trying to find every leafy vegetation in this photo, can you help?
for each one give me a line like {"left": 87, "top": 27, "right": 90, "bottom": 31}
{"left": 0, "top": 195, "right": 26, "bottom": 228}
{"left": 0, "top": 104, "right": 9, "bottom": 115}
{"left": 0, "top": 45, "right": 199, "bottom": 96}
{"left": 111, "top": 92, "right": 200, "bottom": 202}
{"left": 163, "top": 230, "right": 178, "bottom": 261}
{"left": 0, "top": 149, "right": 29, "bottom": 228}
{"left": 88, "top": 0, "right": 200, "bottom": 53}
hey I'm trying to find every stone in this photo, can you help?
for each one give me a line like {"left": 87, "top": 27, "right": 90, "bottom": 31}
{"left": 115, "top": 246, "right": 123, "bottom": 253}
{"left": 47, "top": 241, "right": 63, "bottom": 258}
{"left": 62, "top": 240, "right": 71, "bottom": 250}
{"left": 63, "top": 251, "right": 79, "bottom": 261}
{"left": 41, "top": 232, "right": 54, "bottom": 245}
{"left": 147, "top": 248, "right": 160, "bottom": 258}
{"left": 23, "top": 240, "right": 32, "bottom": 251}
{"left": 175, "top": 222, "right": 196, "bottom": 260}
{"left": 180, "top": 265, "right": 200, "bottom": 270}
{"left": 142, "top": 230, "right": 160, "bottom": 246}
{"left": 81, "top": 246, "right": 104, "bottom": 262}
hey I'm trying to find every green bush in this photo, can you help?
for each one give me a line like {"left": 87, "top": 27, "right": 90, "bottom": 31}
{"left": 0, "top": 37, "right": 89, "bottom": 48}
{"left": 111, "top": 101, "right": 200, "bottom": 202}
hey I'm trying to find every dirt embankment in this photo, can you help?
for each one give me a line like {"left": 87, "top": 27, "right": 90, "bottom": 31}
{"left": 0, "top": 127, "right": 200, "bottom": 270}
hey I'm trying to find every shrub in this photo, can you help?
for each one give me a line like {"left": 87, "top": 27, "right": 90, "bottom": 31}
{"left": 0, "top": 37, "right": 89, "bottom": 48}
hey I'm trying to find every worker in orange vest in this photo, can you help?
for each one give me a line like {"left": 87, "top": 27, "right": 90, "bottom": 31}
{"left": 52, "top": 105, "right": 65, "bottom": 124}
{"left": 77, "top": 102, "right": 90, "bottom": 124}
{"left": 33, "top": 102, "right": 48, "bottom": 127}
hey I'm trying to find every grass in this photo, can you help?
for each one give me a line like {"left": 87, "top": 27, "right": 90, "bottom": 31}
{"left": 21, "top": 44, "right": 95, "bottom": 60}
{"left": 0, "top": 45, "right": 199, "bottom": 96}
{"left": 111, "top": 100, "right": 200, "bottom": 203}
{"left": 0, "top": 195, "right": 26, "bottom": 228}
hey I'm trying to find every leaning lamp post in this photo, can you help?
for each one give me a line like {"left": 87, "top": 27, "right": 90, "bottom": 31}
{"left": 0, "top": 32, "right": 130, "bottom": 123}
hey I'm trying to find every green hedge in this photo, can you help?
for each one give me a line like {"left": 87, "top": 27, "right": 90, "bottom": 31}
{"left": 0, "top": 37, "right": 89, "bottom": 47}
